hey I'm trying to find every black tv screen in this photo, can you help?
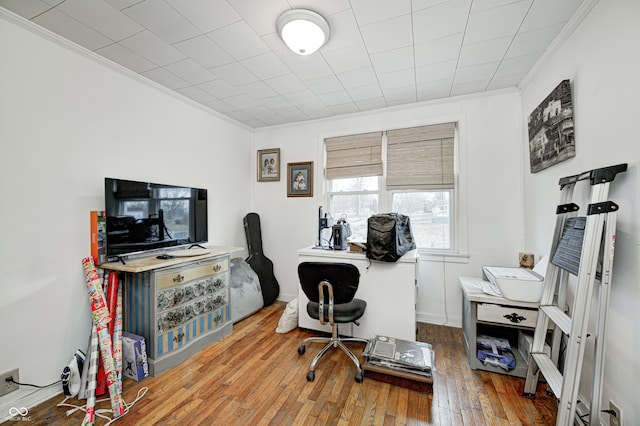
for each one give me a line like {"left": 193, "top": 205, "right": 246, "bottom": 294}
{"left": 104, "top": 178, "right": 208, "bottom": 260}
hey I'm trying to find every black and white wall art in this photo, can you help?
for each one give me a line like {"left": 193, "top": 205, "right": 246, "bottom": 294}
{"left": 527, "top": 79, "right": 575, "bottom": 173}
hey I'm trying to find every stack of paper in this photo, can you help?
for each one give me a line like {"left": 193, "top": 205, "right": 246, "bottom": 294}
{"left": 363, "top": 335, "right": 434, "bottom": 379}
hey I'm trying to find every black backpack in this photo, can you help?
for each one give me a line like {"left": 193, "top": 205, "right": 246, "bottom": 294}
{"left": 366, "top": 213, "right": 416, "bottom": 262}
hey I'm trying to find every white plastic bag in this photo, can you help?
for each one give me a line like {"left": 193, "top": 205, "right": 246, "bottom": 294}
{"left": 276, "top": 298, "right": 298, "bottom": 333}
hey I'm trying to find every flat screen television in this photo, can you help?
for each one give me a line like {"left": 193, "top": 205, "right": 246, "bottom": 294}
{"left": 104, "top": 178, "right": 208, "bottom": 261}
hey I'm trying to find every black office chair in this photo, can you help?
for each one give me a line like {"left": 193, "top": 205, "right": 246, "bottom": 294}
{"left": 297, "top": 262, "right": 369, "bottom": 383}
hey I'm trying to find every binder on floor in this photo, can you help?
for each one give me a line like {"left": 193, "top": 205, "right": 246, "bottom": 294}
{"left": 523, "top": 163, "right": 627, "bottom": 426}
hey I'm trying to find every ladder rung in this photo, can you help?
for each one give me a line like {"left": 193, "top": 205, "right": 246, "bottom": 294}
{"left": 532, "top": 353, "right": 563, "bottom": 398}
{"left": 540, "top": 305, "right": 572, "bottom": 334}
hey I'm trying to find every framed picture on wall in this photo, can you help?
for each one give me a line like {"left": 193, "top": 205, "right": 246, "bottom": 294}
{"left": 257, "top": 148, "right": 280, "bottom": 182}
{"left": 527, "top": 79, "right": 575, "bottom": 173}
{"left": 287, "top": 162, "right": 313, "bottom": 197}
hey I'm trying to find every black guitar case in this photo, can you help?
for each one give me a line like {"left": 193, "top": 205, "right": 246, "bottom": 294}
{"left": 243, "top": 212, "right": 280, "bottom": 306}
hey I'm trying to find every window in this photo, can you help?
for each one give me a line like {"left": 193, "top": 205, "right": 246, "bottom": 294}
{"left": 326, "top": 123, "right": 456, "bottom": 251}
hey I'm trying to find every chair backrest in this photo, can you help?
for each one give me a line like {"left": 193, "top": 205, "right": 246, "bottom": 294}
{"left": 298, "top": 262, "right": 360, "bottom": 304}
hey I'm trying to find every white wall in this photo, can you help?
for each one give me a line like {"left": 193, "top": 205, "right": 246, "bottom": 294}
{"left": 520, "top": 0, "right": 639, "bottom": 424}
{"left": 252, "top": 89, "right": 526, "bottom": 326}
{"left": 0, "top": 14, "right": 252, "bottom": 412}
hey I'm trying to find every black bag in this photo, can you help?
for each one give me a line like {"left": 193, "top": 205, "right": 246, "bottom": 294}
{"left": 366, "top": 213, "right": 416, "bottom": 262}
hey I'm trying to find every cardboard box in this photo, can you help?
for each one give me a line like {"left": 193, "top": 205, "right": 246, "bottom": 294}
{"left": 518, "top": 331, "right": 551, "bottom": 364}
{"left": 122, "top": 332, "right": 149, "bottom": 381}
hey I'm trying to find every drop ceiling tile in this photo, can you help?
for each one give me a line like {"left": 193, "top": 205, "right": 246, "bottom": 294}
{"left": 164, "top": 58, "right": 216, "bottom": 85}
{"left": 175, "top": 85, "right": 215, "bottom": 103}
{"left": 284, "top": 89, "right": 320, "bottom": 104}
{"left": 57, "top": 0, "right": 143, "bottom": 41}
{"left": 411, "top": 0, "right": 451, "bottom": 12}
{"left": 273, "top": 106, "right": 309, "bottom": 122}
{"left": 378, "top": 69, "right": 415, "bottom": 91}
{"left": 42, "top": 0, "right": 65, "bottom": 5}
{"left": 493, "top": 52, "right": 540, "bottom": 78}
{"left": 458, "top": 36, "right": 511, "bottom": 67}
{"left": 470, "top": 0, "right": 529, "bottom": 13}
{"left": 370, "top": 46, "right": 414, "bottom": 74}
{"left": 203, "top": 98, "right": 235, "bottom": 112}
{"left": 104, "top": 0, "right": 141, "bottom": 10}
{"left": 235, "top": 81, "right": 278, "bottom": 99}
{"left": 304, "top": 75, "right": 343, "bottom": 95}
{"left": 165, "top": 0, "right": 241, "bottom": 33}
{"left": 336, "top": 66, "right": 378, "bottom": 89}
{"left": 505, "top": 23, "right": 564, "bottom": 58}
{"left": 487, "top": 73, "right": 523, "bottom": 90}
{"left": 413, "top": 0, "right": 471, "bottom": 44}
{"left": 360, "top": 14, "right": 412, "bottom": 54}
{"left": 0, "top": 0, "right": 53, "bottom": 19}
{"left": 123, "top": 0, "right": 200, "bottom": 44}
{"left": 227, "top": 0, "right": 290, "bottom": 36}
{"left": 208, "top": 21, "right": 270, "bottom": 61}
{"left": 417, "top": 78, "right": 453, "bottom": 100}
{"left": 347, "top": 84, "right": 384, "bottom": 101}
{"left": 327, "top": 102, "right": 359, "bottom": 115}
{"left": 258, "top": 95, "right": 293, "bottom": 110}
{"left": 209, "top": 62, "right": 258, "bottom": 86}
{"left": 197, "top": 79, "right": 241, "bottom": 98}
{"left": 240, "top": 52, "right": 290, "bottom": 80}
{"left": 415, "top": 60, "right": 457, "bottom": 83}
{"left": 289, "top": 0, "right": 351, "bottom": 17}
{"left": 322, "top": 42, "right": 371, "bottom": 74}
{"left": 32, "top": 8, "right": 112, "bottom": 51}
{"left": 95, "top": 42, "right": 156, "bottom": 72}
{"left": 297, "top": 103, "right": 332, "bottom": 119}
{"left": 321, "top": 9, "right": 363, "bottom": 53}
{"left": 264, "top": 73, "right": 307, "bottom": 94}
{"left": 450, "top": 80, "right": 489, "bottom": 96}
{"left": 520, "top": 0, "right": 584, "bottom": 32}
{"left": 383, "top": 85, "right": 416, "bottom": 105}
{"left": 141, "top": 67, "right": 189, "bottom": 89}
{"left": 120, "top": 30, "right": 186, "bottom": 66}
{"left": 350, "top": 0, "right": 411, "bottom": 25}
{"left": 318, "top": 90, "right": 352, "bottom": 106}
{"left": 355, "top": 96, "right": 387, "bottom": 111}
{"left": 454, "top": 61, "right": 499, "bottom": 84}
{"left": 464, "top": 1, "right": 530, "bottom": 44}
{"left": 414, "top": 33, "right": 463, "bottom": 67}
{"left": 172, "top": 35, "right": 234, "bottom": 69}
{"left": 224, "top": 94, "right": 260, "bottom": 109}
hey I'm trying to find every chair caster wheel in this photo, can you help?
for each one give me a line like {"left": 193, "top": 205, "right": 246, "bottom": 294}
{"left": 306, "top": 371, "right": 315, "bottom": 382}
{"left": 355, "top": 372, "right": 363, "bottom": 383}
{"left": 298, "top": 345, "right": 305, "bottom": 355}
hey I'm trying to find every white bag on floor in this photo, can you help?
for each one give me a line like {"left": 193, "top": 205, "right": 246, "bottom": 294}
{"left": 276, "top": 298, "right": 298, "bottom": 333}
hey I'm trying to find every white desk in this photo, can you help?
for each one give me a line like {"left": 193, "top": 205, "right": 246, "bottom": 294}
{"left": 297, "top": 246, "right": 418, "bottom": 341}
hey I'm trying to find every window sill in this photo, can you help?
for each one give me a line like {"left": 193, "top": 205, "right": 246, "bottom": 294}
{"left": 417, "top": 249, "right": 469, "bottom": 264}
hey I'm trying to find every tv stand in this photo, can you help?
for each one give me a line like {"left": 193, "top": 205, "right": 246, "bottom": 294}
{"left": 101, "top": 245, "right": 242, "bottom": 376}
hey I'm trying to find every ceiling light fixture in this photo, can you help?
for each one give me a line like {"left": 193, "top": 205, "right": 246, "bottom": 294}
{"left": 277, "top": 9, "right": 330, "bottom": 56}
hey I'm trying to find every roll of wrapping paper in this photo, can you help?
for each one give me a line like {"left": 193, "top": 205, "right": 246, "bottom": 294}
{"left": 81, "top": 257, "right": 125, "bottom": 418}
{"left": 82, "top": 323, "right": 99, "bottom": 426}
{"left": 113, "top": 284, "right": 123, "bottom": 395}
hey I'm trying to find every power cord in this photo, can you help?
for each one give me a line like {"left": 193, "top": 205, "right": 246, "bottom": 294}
{"left": 5, "top": 376, "right": 61, "bottom": 389}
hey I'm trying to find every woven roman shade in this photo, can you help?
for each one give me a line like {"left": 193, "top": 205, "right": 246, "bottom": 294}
{"left": 325, "top": 132, "right": 383, "bottom": 180}
{"left": 386, "top": 123, "right": 455, "bottom": 190}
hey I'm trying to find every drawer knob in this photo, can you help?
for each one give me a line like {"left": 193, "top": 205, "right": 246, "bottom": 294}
{"left": 212, "top": 264, "right": 222, "bottom": 272}
{"left": 173, "top": 274, "right": 185, "bottom": 283}
{"left": 503, "top": 312, "right": 526, "bottom": 323}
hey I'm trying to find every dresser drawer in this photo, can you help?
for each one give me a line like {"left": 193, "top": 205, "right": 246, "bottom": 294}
{"left": 156, "top": 259, "right": 228, "bottom": 290}
{"left": 477, "top": 303, "right": 538, "bottom": 328}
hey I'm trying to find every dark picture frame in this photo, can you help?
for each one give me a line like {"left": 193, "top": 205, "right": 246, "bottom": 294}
{"left": 257, "top": 148, "right": 280, "bottom": 182}
{"left": 527, "top": 79, "right": 575, "bottom": 173}
{"left": 287, "top": 161, "right": 313, "bottom": 197}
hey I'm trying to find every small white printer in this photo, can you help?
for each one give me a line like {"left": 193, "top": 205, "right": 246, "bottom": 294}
{"left": 482, "top": 264, "right": 545, "bottom": 303}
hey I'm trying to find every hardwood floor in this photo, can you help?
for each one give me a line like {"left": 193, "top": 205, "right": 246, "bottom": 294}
{"left": 17, "top": 302, "right": 557, "bottom": 425}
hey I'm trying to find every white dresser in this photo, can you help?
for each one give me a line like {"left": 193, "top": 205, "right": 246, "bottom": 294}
{"left": 297, "top": 246, "right": 418, "bottom": 341}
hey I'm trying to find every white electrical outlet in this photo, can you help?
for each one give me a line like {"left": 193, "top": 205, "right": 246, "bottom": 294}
{"left": 0, "top": 368, "right": 19, "bottom": 397}
{"left": 609, "top": 400, "right": 622, "bottom": 426}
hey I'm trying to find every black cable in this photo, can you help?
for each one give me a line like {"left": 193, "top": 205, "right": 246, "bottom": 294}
{"left": 6, "top": 377, "right": 61, "bottom": 389}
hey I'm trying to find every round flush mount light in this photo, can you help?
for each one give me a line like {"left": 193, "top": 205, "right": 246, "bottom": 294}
{"left": 277, "top": 9, "right": 330, "bottom": 56}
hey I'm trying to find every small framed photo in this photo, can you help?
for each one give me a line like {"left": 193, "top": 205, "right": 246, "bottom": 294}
{"left": 257, "top": 148, "right": 280, "bottom": 182}
{"left": 287, "top": 161, "right": 313, "bottom": 197}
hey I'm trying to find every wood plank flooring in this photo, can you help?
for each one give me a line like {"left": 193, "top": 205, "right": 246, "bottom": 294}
{"left": 15, "top": 302, "right": 557, "bottom": 425}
